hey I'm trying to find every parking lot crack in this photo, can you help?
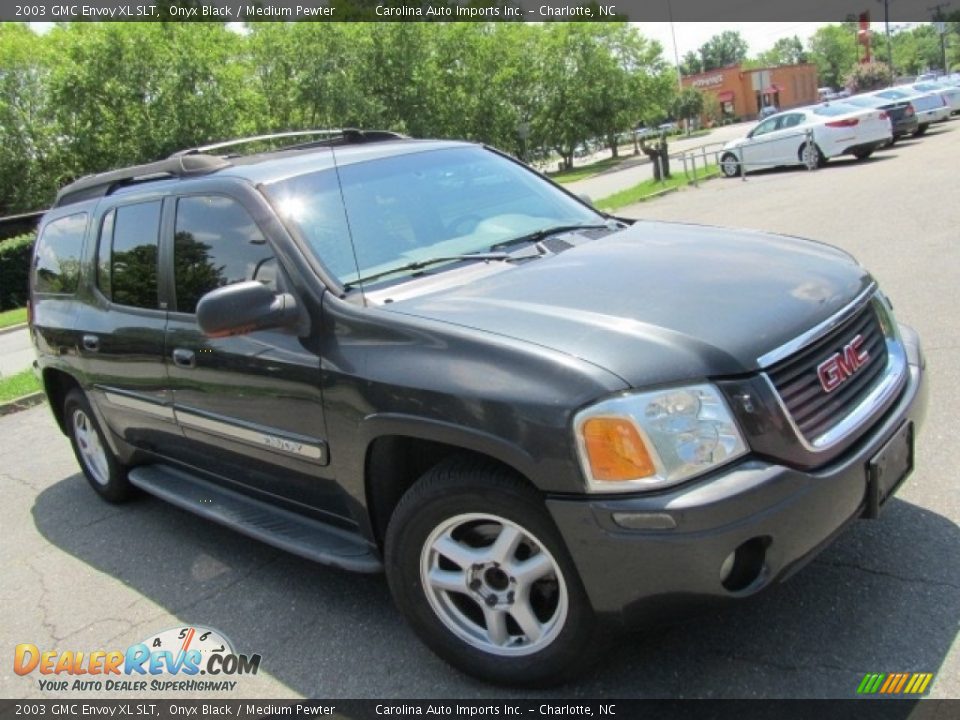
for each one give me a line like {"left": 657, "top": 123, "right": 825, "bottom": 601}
{"left": 25, "top": 561, "right": 66, "bottom": 644}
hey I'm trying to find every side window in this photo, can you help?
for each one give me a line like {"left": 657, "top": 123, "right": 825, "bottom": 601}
{"left": 33, "top": 213, "right": 87, "bottom": 294}
{"left": 751, "top": 119, "right": 776, "bottom": 137}
{"left": 100, "top": 201, "right": 162, "bottom": 310}
{"left": 173, "top": 196, "right": 276, "bottom": 315}
{"left": 782, "top": 114, "right": 803, "bottom": 129}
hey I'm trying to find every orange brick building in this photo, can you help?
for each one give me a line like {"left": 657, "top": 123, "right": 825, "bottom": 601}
{"left": 682, "top": 63, "right": 820, "bottom": 123}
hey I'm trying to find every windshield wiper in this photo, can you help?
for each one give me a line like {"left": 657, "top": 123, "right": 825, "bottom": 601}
{"left": 343, "top": 252, "right": 511, "bottom": 289}
{"left": 490, "top": 223, "right": 615, "bottom": 251}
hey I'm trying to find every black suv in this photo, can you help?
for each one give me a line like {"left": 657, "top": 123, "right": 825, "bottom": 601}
{"left": 30, "top": 130, "right": 926, "bottom": 686}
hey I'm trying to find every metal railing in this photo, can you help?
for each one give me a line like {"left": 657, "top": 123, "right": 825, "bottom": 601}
{"left": 658, "top": 128, "right": 818, "bottom": 186}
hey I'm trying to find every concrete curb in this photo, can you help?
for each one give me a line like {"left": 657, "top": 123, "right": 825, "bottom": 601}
{"left": 0, "top": 391, "right": 45, "bottom": 417}
{"left": 0, "top": 322, "right": 28, "bottom": 337}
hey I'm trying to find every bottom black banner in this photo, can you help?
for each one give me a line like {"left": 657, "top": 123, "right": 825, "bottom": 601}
{"left": 0, "top": 699, "right": 956, "bottom": 720}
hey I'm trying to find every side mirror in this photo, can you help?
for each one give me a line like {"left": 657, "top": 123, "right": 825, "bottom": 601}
{"left": 196, "top": 281, "right": 298, "bottom": 338}
{"left": 578, "top": 193, "right": 593, "bottom": 206}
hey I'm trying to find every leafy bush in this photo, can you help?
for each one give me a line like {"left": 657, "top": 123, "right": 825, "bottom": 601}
{"left": 0, "top": 232, "right": 36, "bottom": 311}
{"left": 845, "top": 62, "right": 893, "bottom": 93}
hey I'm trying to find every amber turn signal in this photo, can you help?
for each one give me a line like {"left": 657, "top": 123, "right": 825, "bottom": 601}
{"left": 581, "top": 417, "right": 656, "bottom": 482}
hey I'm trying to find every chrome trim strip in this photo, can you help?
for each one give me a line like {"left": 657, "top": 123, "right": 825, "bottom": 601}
{"left": 757, "top": 282, "right": 877, "bottom": 369}
{"left": 103, "top": 390, "right": 175, "bottom": 421}
{"left": 174, "top": 408, "right": 326, "bottom": 462}
{"left": 760, "top": 296, "right": 907, "bottom": 453}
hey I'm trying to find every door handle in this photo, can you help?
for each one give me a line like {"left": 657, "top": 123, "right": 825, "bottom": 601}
{"left": 82, "top": 334, "right": 100, "bottom": 352}
{"left": 172, "top": 348, "right": 196, "bottom": 369}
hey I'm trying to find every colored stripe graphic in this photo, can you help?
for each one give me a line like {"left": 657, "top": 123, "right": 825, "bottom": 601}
{"left": 857, "top": 672, "right": 933, "bottom": 695}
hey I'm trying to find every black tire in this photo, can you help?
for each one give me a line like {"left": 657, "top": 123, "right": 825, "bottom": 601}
{"left": 853, "top": 148, "right": 874, "bottom": 161}
{"left": 384, "top": 456, "right": 600, "bottom": 687}
{"left": 720, "top": 152, "right": 740, "bottom": 178}
{"left": 913, "top": 124, "right": 929, "bottom": 137}
{"left": 64, "top": 389, "right": 133, "bottom": 503}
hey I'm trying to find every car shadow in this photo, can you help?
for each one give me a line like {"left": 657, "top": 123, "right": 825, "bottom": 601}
{"left": 32, "top": 474, "right": 960, "bottom": 698}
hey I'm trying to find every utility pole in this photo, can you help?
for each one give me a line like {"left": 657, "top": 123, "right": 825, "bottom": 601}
{"left": 929, "top": 2, "right": 952, "bottom": 73}
{"left": 666, "top": 0, "right": 683, "bottom": 91}
{"left": 883, "top": 0, "right": 894, "bottom": 78}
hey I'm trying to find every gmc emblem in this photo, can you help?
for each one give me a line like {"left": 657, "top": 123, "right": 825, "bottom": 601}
{"left": 817, "top": 334, "right": 869, "bottom": 393}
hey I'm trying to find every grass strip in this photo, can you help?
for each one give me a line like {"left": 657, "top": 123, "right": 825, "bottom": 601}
{"left": 0, "top": 368, "right": 41, "bottom": 404}
{"left": 0, "top": 307, "right": 27, "bottom": 329}
{"left": 595, "top": 164, "right": 720, "bottom": 212}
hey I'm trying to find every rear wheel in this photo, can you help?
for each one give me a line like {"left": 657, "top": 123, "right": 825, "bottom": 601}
{"left": 913, "top": 123, "right": 929, "bottom": 137}
{"left": 853, "top": 148, "right": 875, "bottom": 161}
{"left": 720, "top": 152, "right": 740, "bottom": 178}
{"left": 64, "top": 389, "right": 132, "bottom": 503}
{"left": 385, "top": 457, "right": 599, "bottom": 687}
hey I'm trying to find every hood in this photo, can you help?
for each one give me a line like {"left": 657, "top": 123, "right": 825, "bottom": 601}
{"left": 383, "top": 221, "right": 873, "bottom": 387}
{"left": 724, "top": 136, "right": 749, "bottom": 150}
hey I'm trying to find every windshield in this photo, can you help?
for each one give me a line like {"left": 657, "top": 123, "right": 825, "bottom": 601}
{"left": 264, "top": 146, "right": 601, "bottom": 286}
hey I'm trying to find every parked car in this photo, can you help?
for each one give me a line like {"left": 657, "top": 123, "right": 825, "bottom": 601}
{"left": 720, "top": 104, "right": 892, "bottom": 177}
{"left": 840, "top": 94, "right": 919, "bottom": 142}
{"left": 757, "top": 104, "right": 780, "bottom": 119}
{"left": 902, "top": 81, "right": 960, "bottom": 114}
{"left": 870, "top": 88, "right": 950, "bottom": 133}
{"left": 31, "top": 130, "right": 926, "bottom": 686}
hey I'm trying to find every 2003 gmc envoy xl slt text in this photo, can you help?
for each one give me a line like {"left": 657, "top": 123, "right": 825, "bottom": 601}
{"left": 29, "top": 130, "right": 926, "bottom": 686}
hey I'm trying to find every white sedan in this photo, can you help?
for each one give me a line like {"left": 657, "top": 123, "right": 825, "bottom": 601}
{"left": 903, "top": 82, "right": 960, "bottom": 114}
{"left": 720, "top": 104, "right": 892, "bottom": 178}
{"left": 871, "top": 88, "right": 950, "bottom": 130}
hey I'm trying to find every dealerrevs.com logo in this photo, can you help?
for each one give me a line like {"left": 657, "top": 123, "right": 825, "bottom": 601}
{"left": 14, "top": 626, "right": 262, "bottom": 693}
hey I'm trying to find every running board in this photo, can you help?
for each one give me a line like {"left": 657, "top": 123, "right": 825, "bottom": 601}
{"left": 128, "top": 465, "right": 382, "bottom": 573}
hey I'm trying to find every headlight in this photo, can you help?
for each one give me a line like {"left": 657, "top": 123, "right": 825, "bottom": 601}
{"left": 573, "top": 384, "right": 748, "bottom": 493}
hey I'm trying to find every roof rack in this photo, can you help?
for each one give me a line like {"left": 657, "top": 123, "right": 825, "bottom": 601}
{"left": 54, "top": 128, "right": 407, "bottom": 208}
{"left": 54, "top": 154, "right": 231, "bottom": 208}
{"left": 171, "top": 128, "right": 406, "bottom": 157}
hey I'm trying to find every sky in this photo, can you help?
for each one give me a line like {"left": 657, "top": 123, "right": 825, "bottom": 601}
{"left": 28, "top": 20, "right": 915, "bottom": 60}
{"left": 636, "top": 21, "right": 913, "bottom": 61}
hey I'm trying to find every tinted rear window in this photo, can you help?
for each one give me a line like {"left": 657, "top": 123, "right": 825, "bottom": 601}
{"left": 98, "top": 201, "right": 162, "bottom": 310}
{"left": 33, "top": 213, "right": 87, "bottom": 294}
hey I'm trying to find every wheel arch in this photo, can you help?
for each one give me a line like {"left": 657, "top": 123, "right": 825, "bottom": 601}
{"left": 361, "top": 415, "right": 543, "bottom": 551}
{"left": 42, "top": 367, "right": 82, "bottom": 435}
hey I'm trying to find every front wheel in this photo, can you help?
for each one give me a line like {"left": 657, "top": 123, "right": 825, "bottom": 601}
{"left": 64, "top": 389, "right": 133, "bottom": 503}
{"left": 800, "top": 142, "right": 828, "bottom": 168}
{"left": 385, "top": 457, "right": 599, "bottom": 687}
{"left": 720, "top": 152, "right": 741, "bottom": 178}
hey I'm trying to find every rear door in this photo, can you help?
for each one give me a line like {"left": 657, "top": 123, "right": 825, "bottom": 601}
{"left": 770, "top": 113, "right": 807, "bottom": 165}
{"left": 75, "top": 198, "right": 181, "bottom": 453}
{"left": 161, "top": 190, "right": 348, "bottom": 522}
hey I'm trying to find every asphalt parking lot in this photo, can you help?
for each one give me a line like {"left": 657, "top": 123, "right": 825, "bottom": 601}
{"left": 2, "top": 122, "right": 958, "bottom": 700}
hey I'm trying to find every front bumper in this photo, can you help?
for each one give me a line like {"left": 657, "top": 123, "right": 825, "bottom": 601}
{"left": 547, "top": 325, "right": 927, "bottom": 625}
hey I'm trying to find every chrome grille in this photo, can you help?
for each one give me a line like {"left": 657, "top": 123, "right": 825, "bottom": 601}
{"left": 766, "top": 303, "right": 888, "bottom": 442}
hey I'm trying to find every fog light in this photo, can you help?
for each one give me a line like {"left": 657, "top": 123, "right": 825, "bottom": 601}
{"left": 719, "top": 551, "right": 736, "bottom": 583}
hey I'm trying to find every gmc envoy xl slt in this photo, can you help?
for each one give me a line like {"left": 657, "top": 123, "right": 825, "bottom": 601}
{"left": 30, "top": 130, "right": 926, "bottom": 685}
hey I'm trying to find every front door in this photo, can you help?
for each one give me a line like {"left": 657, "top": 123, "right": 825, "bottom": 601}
{"left": 161, "top": 192, "right": 349, "bottom": 523}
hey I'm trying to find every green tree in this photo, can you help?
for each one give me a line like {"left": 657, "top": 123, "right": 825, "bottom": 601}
{"left": 671, "top": 87, "right": 705, "bottom": 133}
{"left": 0, "top": 24, "right": 58, "bottom": 213}
{"left": 755, "top": 36, "right": 808, "bottom": 67}
{"left": 808, "top": 23, "right": 859, "bottom": 89}
{"left": 679, "top": 50, "right": 702, "bottom": 76}
{"left": 698, "top": 31, "right": 749, "bottom": 71}
{"left": 890, "top": 24, "right": 944, "bottom": 75}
